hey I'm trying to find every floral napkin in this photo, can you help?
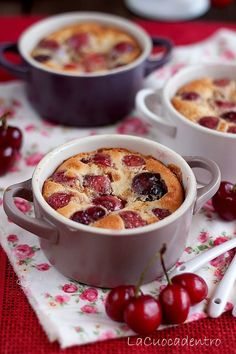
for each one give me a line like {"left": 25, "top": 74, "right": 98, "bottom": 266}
{"left": 0, "top": 29, "right": 236, "bottom": 348}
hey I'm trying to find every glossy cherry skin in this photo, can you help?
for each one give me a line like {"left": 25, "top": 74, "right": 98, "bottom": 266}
{"left": 0, "top": 125, "right": 22, "bottom": 150}
{"left": 212, "top": 0, "right": 233, "bottom": 7}
{"left": 159, "top": 284, "right": 190, "bottom": 324}
{"left": 5, "top": 126, "right": 23, "bottom": 150}
{"left": 0, "top": 146, "right": 16, "bottom": 176}
{"left": 212, "top": 181, "right": 236, "bottom": 221}
{"left": 105, "top": 285, "right": 136, "bottom": 322}
{"left": 171, "top": 273, "right": 208, "bottom": 305}
{"left": 124, "top": 295, "right": 162, "bottom": 335}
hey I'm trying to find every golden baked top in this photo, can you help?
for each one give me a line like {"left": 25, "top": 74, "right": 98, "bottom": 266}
{"left": 172, "top": 78, "right": 236, "bottom": 134}
{"left": 42, "top": 148, "right": 184, "bottom": 230}
{"left": 31, "top": 22, "right": 142, "bottom": 73}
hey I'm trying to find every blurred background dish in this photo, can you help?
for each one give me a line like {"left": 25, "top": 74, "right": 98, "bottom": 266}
{"left": 0, "top": 12, "right": 172, "bottom": 126}
{"left": 125, "top": 0, "right": 210, "bottom": 21}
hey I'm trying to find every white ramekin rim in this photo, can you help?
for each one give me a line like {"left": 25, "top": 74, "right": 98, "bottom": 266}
{"left": 32, "top": 134, "right": 197, "bottom": 236}
{"left": 163, "top": 63, "right": 236, "bottom": 139}
{"left": 18, "top": 12, "right": 152, "bottom": 78}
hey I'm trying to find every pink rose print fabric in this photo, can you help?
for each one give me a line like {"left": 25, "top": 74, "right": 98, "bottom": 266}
{"left": 0, "top": 29, "right": 236, "bottom": 348}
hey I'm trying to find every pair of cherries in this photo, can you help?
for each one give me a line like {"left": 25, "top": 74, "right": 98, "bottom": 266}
{"left": 0, "top": 113, "right": 22, "bottom": 176}
{"left": 105, "top": 246, "right": 208, "bottom": 335}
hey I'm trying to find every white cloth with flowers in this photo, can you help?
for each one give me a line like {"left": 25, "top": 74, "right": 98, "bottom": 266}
{"left": 0, "top": 29, "right": 236, "bottom": 348}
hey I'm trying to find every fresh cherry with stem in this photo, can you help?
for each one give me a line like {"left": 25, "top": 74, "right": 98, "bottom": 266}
{"left": 105, "top": 250, "right": 162, "bottom": 334}
{"left": 105, "top": 285, "right": 137, "bottom": 322}
{"left": 122, "top": 250, "right": 162, "bottom": 335}
{"left": 172, "top": 273, "right": 208, "bottom": 305}
{"left": 159, "top": 245, "right": 190, "bottom": 324}
{"left": 0, "top": 112, "right": 22, "bottom": 150}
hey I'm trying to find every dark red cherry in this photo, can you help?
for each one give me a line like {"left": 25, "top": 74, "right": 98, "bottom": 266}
{"left": 86, "top": 206, "right": 106, "bottom": 221}
{"left": 0, "top": 125, "right": 7, "bottom": 147}
{"left": 47, "top": 192, "right": 72, "bottom": 210}
{"left": 92, "top": 153, "right": 112, "bottom": 167}
{"left": 198, "top": 116, "right": 219, "bottom": 129}
{"left": 221, "top": 111, "right": 236, "bottom": 122}
{"left": 172, "top": 273, "right": 208, "bottom": 305}
{"left": 152, "top": 208, "right": 171, "bottom": 220}
{"left": 215, "top": 100, "right": 235, "bottom": 109}
{"left": 119, "top": 211, "right": 147, "bottom": 229}
{"left": 228, "top": 126, "right": 236, "bottom": 133}
{"left": 0, "top": 115, "right": 22, "bottom": 150}
{"left": 181, "top": 92, "right": 200, "bottom": 101}
{"left": 5, "top": 126, "right": 22, "bottom": 150}
{"left": 71, "top": 210, "right": 91, "bottom": 225}
{"left": 0, "top": 114, "right": 22, "bottom": 176}
{"left": 33, "top": 54, "right": 51, "bottom": 62}
{"left": 66, "top": 33, "right": 89, "bottom": 51}
{"left": 83, "top": 175, "right": 111, "bottom": 195}
{"left": 124, "top": 295, "right": 162, "bottom": 335}
{"left": 93, "top": 195, "right": 125, "bottom": 211}
{"left": 38, "top": 39, "right": 59, "bottom": 50}
{"left": 71, "top": 206, "right": 105, "bottom": 225}
{"left": 122, "top": 155, "right": 145, "bottom": 167}
{"left": 0, "top": 146, "right": 15, "bottom": 176}
{"left": 113, "top": 41, "right": 134, "bottom": 54}
{"left": 105, "top": 285, "right": 136, "bottom": 322}
{"left": 212, "top": 181, "right": 236, "bottom": 221}
{"left": 50, "top": 171, "right": 76, "bottom": 185}
{"left": 213, "top": 78, "right": 230, "bottom": 87}
{"left": 159, "top": 245, "right": 190, "bottom": 325}
{"left": 159, "top": 284, "right": 190, "bottom": 324}
{"left": 132, "top": 172, "right": 167, "bottom": 201}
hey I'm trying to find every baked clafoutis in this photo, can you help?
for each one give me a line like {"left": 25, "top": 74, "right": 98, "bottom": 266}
{"left": 172, "top": 78, "right": 236, "bottom": 134}
{"left": 42, "top": 148, "right": 184, "bottom": 230}
{"left": 31, "top": 22, "right": 141, "bottom": 73}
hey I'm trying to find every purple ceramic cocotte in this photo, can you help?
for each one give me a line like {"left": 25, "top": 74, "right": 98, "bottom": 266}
{"left": 0, "top": 12, "right": 172, "bottom": 127}
{"left": 3, "top": 135, "right": 220, "bottom": 288}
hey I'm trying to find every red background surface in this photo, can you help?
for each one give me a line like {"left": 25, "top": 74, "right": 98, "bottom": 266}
{"left": 0, "top": 16, "right": 236, "bottom": 354}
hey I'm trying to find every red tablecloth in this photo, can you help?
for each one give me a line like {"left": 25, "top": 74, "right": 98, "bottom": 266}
{"left": 1, "top": 16, "right": 236, "bottom": 354}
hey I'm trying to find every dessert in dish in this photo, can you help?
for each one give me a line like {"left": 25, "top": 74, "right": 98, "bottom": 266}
{"left": 42, "top": 148, "right": 184, "bottom": 230}
{"left": 31, "top": 22, "right": 142, "bottom": 73}
{"left": 172, "top": 77, "right": 236, "bottom": 133}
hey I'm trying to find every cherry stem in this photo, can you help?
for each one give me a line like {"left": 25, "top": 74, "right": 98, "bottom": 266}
{"left": 0, "top": 112, "right": 9, "bottom": 130}
{"left": 160, "top": 244, "right": 172, "bottom": 285}
{"left": 134, "top": 243, "right": 167, "bottom": 297}
{"left": 233, "top": 184, "right": 236, "bottom": 192}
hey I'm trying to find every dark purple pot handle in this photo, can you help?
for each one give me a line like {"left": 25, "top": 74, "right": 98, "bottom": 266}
{"left": 145, "top": 37, "right": 173, "bottom": 76}
{"left": 0, "top": 42, "right": 29, "bottom": 80}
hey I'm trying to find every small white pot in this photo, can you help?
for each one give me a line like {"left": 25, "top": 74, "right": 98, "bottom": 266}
{"left": 136, "top": 64, "right": 236, "bottom": 183}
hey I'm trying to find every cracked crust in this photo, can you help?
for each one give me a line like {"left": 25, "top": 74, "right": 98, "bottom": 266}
{"left": 42, "top": 148, "right": 184, "bottom": 230}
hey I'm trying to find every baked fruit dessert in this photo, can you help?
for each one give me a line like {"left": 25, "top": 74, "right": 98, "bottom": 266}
{"left": 172, "top": 78, "right": 236, "bottom": 134}
{"left": 31, "top": 22, "right": 141, "bottom": 73}
{"left": 42, "top": 148, "right": 184, "bottom": 230}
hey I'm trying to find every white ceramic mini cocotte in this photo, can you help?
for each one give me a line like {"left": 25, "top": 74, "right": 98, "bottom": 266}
{"left": 136, "top": 64, "right": 236, "bottom": 182}
{"left": 3, "top": 135, "right": 220, "bottom": 288}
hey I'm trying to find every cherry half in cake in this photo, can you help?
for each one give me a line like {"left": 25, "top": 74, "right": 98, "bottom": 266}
{"left": 172, "top": 77, "right": 236, "bottom": 134}
{"left": 42, "top": 148, "right": 184, "bottom": 230}
{"left": 31, "top": 22, "right": 141, "bottom": 74}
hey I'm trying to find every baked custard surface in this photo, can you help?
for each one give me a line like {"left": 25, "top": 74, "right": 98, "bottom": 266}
{"left": 172, "top": 78, "right": 236, "bottom": 134}
{"left": 42, "top": 148, "right": 184, "bottom": 230}
{"left": 31, "top": 22, "right": 142, "bottom": 73}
